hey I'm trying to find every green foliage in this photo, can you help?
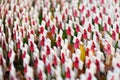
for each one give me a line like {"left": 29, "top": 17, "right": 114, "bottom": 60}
{"left": 39, "top": 9, "right": 43, "bottom": 25}
{"left": 98, "top": 24, "right": 103, "bottom": 31}
{"left": 23, "top": 36, "right": 28, "bottom": 44}
{"left": 62, "top": 30, "right": 67, "bottom": 40}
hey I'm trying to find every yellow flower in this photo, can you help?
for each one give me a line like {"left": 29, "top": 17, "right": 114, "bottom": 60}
{"left": 80, "top": 44, "right": 85, "bottom": 62}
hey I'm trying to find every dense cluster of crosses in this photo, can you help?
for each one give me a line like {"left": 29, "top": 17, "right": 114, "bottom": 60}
{"left": 0, "top": 0, "right": 120, "bottom": 80}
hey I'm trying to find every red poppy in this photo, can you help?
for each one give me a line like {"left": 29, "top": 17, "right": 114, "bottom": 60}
{"left": 74, "top": 39, "right": 80, "bottom": 49}
{"left": 103, "top": 23, "right": 107, "bottom": 31}
{"left": 59, "top": 22, "right": 62, "bottom": 29}
{"left": 0, "top": 55, "right": 3, "bottom": 65}
{"left": 28, "top": 32, "right": 30, "bottom": 39}
{"left": 30, "top": 41, "right": 34, "bottom": 52}
{"left": 91, "top": 42, "right": 95, "bottom": 52}
{"left": 88, "top": 23, "right": 92, "bottom": 32}
{"left": 46, "top": 46, "right": 50, "bottom": 55}
{"left": 65, "top": 8, "right": 68, "bottom": 15}
{"left": 40, "top": 36, "right": 45, "bottom": 46}
{"left": 73, "top": 9, "right": 77, "bottom": 17}
{"left": 43, "top": 16, "right": 46, "bottom": 21}
{"left": 8, "top": 49, "right": 12, "bottom": 58}
{"left": 112, "top": 31, "right": 116, "bottom": 40}
{"left": 76, "top": 24, "right": 80, "bottom": 32}
{"left": 51, "top": 25, "right": 55, "bottom": 34}
{"left": 80, "top": 5, "right": 85, "bottom": 13}
{"left": 116, "top": 24, "right": 119, "bottom": 33}
{"left": 34, "top": 57, "right": 38, "bottom": 67}
{"left": 86, "top": 10, "right": 90, "bottom": 17}
{"left": 2, "top": 40, "right": 6, "bottom": 50}
{"left": 116, "top": 63, "right": 120, "bottom": 68}
{"left": 53, "top": 55, "right": 57, "bottom": 66}
{"left": 28, "top": 77, "right": 32, "bottom": 80}
{"left": 103, "top": 7, "right": 106, "bottom": 14}
{"left": 42, "top": 55, "right": 46, "bottom": 64}
{"left": 100, "top": 0, "right": 104, "bottom": 4}
{"left": 46, "top": 63, "right": 51, "bottom": 74}
{"left": 114, "top": 0, "right": 118, "bottom": 3}
{"left": 31, "top": 30, "right": 34, "bottom": 35}
{"left": 81, "top": 16, "right": 85, "bottom": 25}
{"left": 83, "top": 29, "right": 87, "bottom": 39}
{"left": 87, "top": 73, "right": 92, "bottom": 80}
{"left": 17, "top": 39, "right": 20, "bottom": 49}
{"left": 94, "top": 16, "right": 98, "bottom": 24}
{"left": 66, "top": 26, "right": 71, "bottom": 36}
{"left": 89, "top": 0, "right": 92, "bottom": 3}
{"left": 95, "top": 59, "right": 100, "bottom": 71}
{"left": 46, "top": 19, "right": 50, "bottom": 27}
{"left": 87, "top": 59, "right": 91, "bottom": 69}
{"left": 55, "top": 16, "right": 58, "bottom": 23}
{"left": 8, "top": 18, "right": 11, "bottom": 25}
{"left": 57, "top": 36, "right": 61, "bottom": 47}
{"left": 65, "top": 67, "right": 71, "bottom": 79}
{"left": 99, "top": 12, "right": 103, "bottom": 19}
{"left": 73, "top": 57, "right": 79, "bottom": 69}
{"left": 96, "top": 32, "right": 99, "bottom": 41}
{"left": 91, "top": 6, "right": 96, "bottom": 13}
{"left": 108, "top": 17, "right": 111, "bottom": 25}
{"left": 62, "top": 13, "right": 65, "bottom": 21}
{"left": 86, "top": 48, "right": 89, "bottom": 56}
{"left": 32, "top": 20, "right": 35, "bottom": 26}
{"left": 38, "top": 70, "right": 43, "bottom": 80}
{"left": 61, "top": 53, "right": 65, "bottom": 64}
{"left": 105, "top": 43, "right": 111, "bottom": 55}
{"left": 22, "top": 51, "right": 26, "bottom": 60}
{"left": 24, "top": 64, "right": 27, "bottom": 73}
{"left": 39, "top": 27, "right": 44, "bottom": 34}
